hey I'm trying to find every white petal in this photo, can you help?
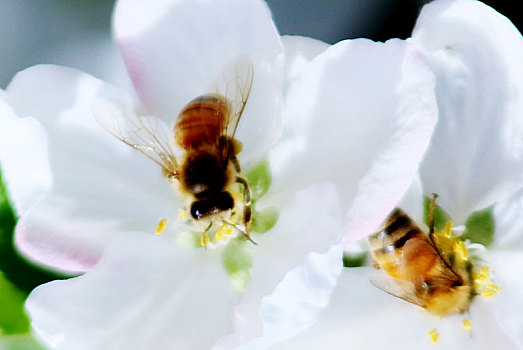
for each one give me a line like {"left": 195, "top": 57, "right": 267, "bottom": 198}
{"left": 273, "top": 267, "right": 519, "bottom": 349}
{"left": 412, "top": 0, "right": 523, "bottom": 223}
{"left": 493, "top": 189, "right": 523, "bottom": 248}
{"left": 271, "top": 38, "right": 437, "bottom": 244}
{"left": 281, "top": 35, "right": 329, "bottom": 96}
{"left": 26, "top": 233, "right": 239, "bottom": 350}
{"left": 238, "top": 244, "right": 343, "bottom": 349}
{"left": 7, "top": 65, "right": 181, "bottom": 273}
{"left": 0, "top": 95, "right": 51, "bottom": 215}
{"left": 488, "top": 249, "right": 523, "bottom": 347}
{"left": 220, "top": 183, "right": 344, "bottom": 346}
{"left": 114, "top": 0, "right": 284, "bottom": 159}
{"left": 398, "top": 175, "right": 425, "bottom": 225}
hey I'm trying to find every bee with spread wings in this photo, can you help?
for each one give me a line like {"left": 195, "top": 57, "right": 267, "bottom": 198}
{"left": 95, "top": 57, "right": 256, "bottom": 244}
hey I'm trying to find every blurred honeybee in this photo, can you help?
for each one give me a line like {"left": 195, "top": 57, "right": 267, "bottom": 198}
{"left": 368, "top": 195, "right": 474, "bottom": 316}
{"left": 95, "top": 57, "right": 256, "bottom": 244}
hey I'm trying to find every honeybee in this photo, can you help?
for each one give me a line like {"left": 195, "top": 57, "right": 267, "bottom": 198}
{"left": 95, "top": 57, "right": 256, "bottom": 244}
{"left": 368, "top": 195, "right": 474, "bottom": 316}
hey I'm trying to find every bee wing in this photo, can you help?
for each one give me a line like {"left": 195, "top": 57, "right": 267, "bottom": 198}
{"left": 209, "top": 56, "right": 254, "bottom": 157}
{"left": 370, "top": 273, "right": 427, "bottom": 308}
{"left": 94, "top": 99, "right": 180, "bottom": 177}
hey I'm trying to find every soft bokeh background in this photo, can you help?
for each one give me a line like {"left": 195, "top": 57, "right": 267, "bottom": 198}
{"left": 1, "top": 0, "right": 520, "bottom": 87}
{"left": 0, "top": 0, "right": 521, "bottom": 348}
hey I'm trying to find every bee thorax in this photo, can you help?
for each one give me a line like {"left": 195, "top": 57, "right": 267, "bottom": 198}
{"left": 181, "top": 151, "right": 228, "bottom": 197}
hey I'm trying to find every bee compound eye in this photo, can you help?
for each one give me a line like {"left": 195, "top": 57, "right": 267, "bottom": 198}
{"left": 190, "top": 202, "right": 203, "bottom": 220}
{"left": 190, "top": 193, "right": 234, "bottom": 221}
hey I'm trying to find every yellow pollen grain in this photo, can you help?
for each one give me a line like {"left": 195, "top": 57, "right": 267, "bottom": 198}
{"left": 200, "top": 233, "right": 210, "bottom": 247}
{"left": 178, "top": 208, "right": 187, "bottom": 221}
{"left": 155, "top": 218, "right": 168, "bottom": 235}
{"left": 215, "top": 224, "right": 233, "bottom": 241}
{"left": 443, "top": 221, "right": 453, "bottom": 237}
{"left": 428, "top": 328, "right": 439, "bottom": 343}
{"left": 462, "top": 318, "right": 472, "bottom": 331}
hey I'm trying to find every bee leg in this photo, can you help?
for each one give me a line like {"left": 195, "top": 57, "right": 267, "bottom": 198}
{"left": 236, "top": 176, "right": 252, "bottom": 225}
{"left": 230, "top": 153, "right": 242, "bottom": 173}
{"left": 428, "top": 193, "right": 439, "bottom": 235}
{"left": 223, "top": 220, "right": 258, "bottom": 245}
{"left": 235, "top": 176, "right": 257, "bottom": 245}
{"left": 201, "top": 222, "right": 213, "bottom": 248}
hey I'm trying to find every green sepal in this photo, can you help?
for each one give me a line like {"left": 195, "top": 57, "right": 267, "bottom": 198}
{"left": 423, "top": 196, "right": 451, "bottom": 231}
{"left": 342, "top": 252, "right": 368, "bottom": 268}
{"left": 244, "top": 160, "right": 271, "bottom": 203}
{"left": 462, "top": 207, "right": 495, "bottom": 247}
{"left": 222, "top": 240, "right": 252, "bottom": 291}
{"left": 250, "top": 207, "right": 279, "bottom": 234}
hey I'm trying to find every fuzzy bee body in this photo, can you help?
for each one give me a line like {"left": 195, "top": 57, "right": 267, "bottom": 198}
{"left": 96, "top": 57, "right": 256, "bottom": 244}
{"left": 369, "top": 207, "right": 474, "bottom": 316}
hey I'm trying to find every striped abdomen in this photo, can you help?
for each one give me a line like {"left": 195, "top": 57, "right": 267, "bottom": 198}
{"left": 175, "top": 94, "right": 230, "bottom": 150}
{"left": 369, "top": 208, "right": 474, "bottom": 316}
{"left": 369, "top": 208, "right": 441, "bottom": 283}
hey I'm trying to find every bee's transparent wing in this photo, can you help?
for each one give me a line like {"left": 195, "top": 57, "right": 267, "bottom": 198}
{"left": 209, "top": 56, "right": 254, "bottom": 143}
{"left": 94, "top": 99, "right": 179, "bottom": 177}
{"left": 370, "top": 272, "right": 426, "bottom": 308}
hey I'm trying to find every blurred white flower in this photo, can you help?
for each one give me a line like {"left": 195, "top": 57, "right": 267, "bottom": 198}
{"left": 0, "top": 0, "right": 437, "bottom": 348}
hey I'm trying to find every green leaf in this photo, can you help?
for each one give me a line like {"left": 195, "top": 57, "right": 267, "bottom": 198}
{"left": 244, "top": 160, "right": 271, "bottom": 203}
{"left": 462, "top": 207, "right": 495, "bottom": 247}
{"left": 0, "top": 273, "right": 29, "bottom": 335}
{"left": 222, "top": 240, "right": 252, "bottom": 292}
{"left": 250, "top": 207, "right": 279, "bottom": 234}
{"left": 342, "top": 252, "right": 368, "bottom": 268}
{"left": 423, "top": 196, "right": 451, "bottom": 231}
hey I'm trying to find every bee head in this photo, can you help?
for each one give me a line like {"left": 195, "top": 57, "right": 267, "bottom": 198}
{"left": 190, "top": 192, "right": 234, "bottom": 220}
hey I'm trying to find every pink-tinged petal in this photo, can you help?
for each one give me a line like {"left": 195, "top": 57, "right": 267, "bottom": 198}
{"left": 0, "top": 96, "right": 51, "bottom": 215}
{"left": 412, "top": 0, "right": 523, "bottom": 223}
{"left": 26, "top": 233, "right": 240, "bottom": 349}
{"left": 113, "top": 0, "right": 284, "bottom": 160}
{"left": 270, "top": 39, "right": 437, "bottom": 245}
{"left": 272, "top": 267, "right": 519, "bottom": 349}
{"left": 6, "top": 65, "right": 181, "bottom": 273}
{"left": 218, "top": 183, "right": 345, "bottom": 346}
